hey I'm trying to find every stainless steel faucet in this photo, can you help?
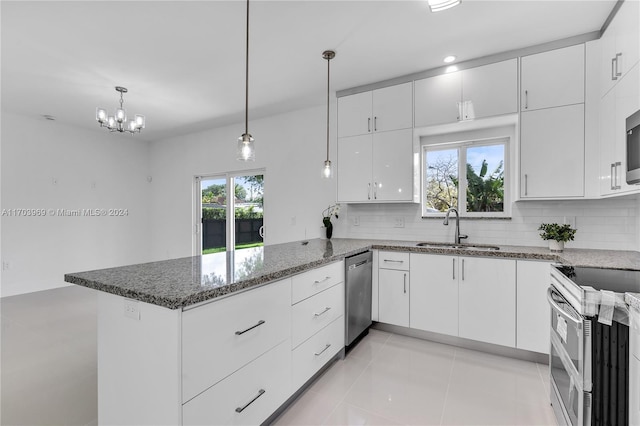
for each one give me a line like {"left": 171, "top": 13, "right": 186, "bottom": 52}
{"left": 443, "top": 207, "right": 468, "bottom": 245}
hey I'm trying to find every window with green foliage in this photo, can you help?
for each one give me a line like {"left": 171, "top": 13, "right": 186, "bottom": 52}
{"left": 423, "top": 138, "right": 508, "bottom": 217}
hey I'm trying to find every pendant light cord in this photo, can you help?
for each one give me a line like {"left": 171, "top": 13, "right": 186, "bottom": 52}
{"left": 326, "top": 54, "right": 330, "bottom": 161}
{"left": 245, "top": 0, "right": 250, "bottom": 136}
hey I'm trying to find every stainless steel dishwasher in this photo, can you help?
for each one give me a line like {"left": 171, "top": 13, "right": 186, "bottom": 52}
{"left": 345, "top": 251, "right": 373, "bottom": 347}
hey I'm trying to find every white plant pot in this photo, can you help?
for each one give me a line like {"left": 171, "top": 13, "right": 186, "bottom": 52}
{"left": 549, "top": 240, "right": 565, "bottom": 252}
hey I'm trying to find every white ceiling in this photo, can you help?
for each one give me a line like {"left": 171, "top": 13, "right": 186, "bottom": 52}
{"left": 1, "top": 0, "right": 618, "bottom": 142}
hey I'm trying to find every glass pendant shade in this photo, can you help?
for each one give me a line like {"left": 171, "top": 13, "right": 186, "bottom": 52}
{"left": 128, "top": 120, "right": 138, "bottom": 132}
{"left": 135, "top": 114, "right": 146, "bottom": 129}
{"left": 115, "top": 108, "right": 126, "bottom": 123}
{"left": 322, "top": 160, "right": 332, "bottom": 179}
{"left": 107, "top": 116, "right": 116, "bottom": 128}
{"left": 237, "top": 133, "right": 255, "bottom": 162}
{"left": 96, "top": 108, "right": 107, "bottom": 124}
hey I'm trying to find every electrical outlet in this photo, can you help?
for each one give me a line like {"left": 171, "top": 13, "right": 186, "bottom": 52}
{"left": 353, "top": 216, "right": 360, "bottom": 226}
{"left": 124, "top": 299, "right": 140, "bottom": 320}
{"left": 563, "top": 216, "right": 576, "bottom": 228}
{"left": 2, "top": 261, "right": 10, "bottom": 271}
{"left": 394, "top": 217, "right": 405, "bottom": 228}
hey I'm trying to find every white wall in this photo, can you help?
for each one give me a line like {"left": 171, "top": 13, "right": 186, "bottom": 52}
{"left": 1, "top": 113, "right": 152, "bottom": 297}
{"left": 147, "top": 103, "right": 337, "bottom": 260}
{"left": 336, "top": 195, "right": 639, "bottom": 251}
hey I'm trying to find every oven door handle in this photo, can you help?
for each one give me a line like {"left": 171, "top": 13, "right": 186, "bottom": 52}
{"left": 547, "top": 287, "right": 582, "bottom": 326}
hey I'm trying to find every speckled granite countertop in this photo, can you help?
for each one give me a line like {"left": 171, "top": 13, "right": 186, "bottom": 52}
{"left": 65, "top": 238, "right": 640, "bottom": 309}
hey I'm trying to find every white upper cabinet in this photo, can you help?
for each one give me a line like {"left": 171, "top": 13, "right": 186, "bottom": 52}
{"left": 520, "top": 104, "right": 585, "bottom": 198}
{"left": 521, "top": 44, "right": 585, "bottom": 111}
{"left": 414, "top": 72, "right": 461, "bottom": 126}
{"left": 337, "top": 129, "right": 414, "bottom": 203}
{"left": 414, "top": 59, "right": 517, "bottom": 127}
{"left": 337, "top": 82, "right": 412, "bottom": 138}
{"left": 599, "top": 63, "right": 640, "bottom": 196}
{"left": 600, "top": 0, "right": 640, "bottom": 97}
{"left": 462, "top": 59, "right": 518, "bottom": 120}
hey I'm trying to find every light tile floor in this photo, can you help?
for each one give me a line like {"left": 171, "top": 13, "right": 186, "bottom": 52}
{"left": 1, "top": 286, "right": 557, "bottom": 426}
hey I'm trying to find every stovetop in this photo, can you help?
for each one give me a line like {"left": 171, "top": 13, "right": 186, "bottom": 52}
{"left": 554, "top": 264, "right": 640, "bottom": 294}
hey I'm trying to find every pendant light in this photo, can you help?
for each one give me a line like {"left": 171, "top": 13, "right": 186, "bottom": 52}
{"left": 237, "top": 0, "right": 255, "bottom": 161}
{"left": 322, "top": 50, "right": 335, "bottom": 179}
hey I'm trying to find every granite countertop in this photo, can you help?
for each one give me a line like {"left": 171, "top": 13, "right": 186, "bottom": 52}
{"left": 65, "top": 238, "right": 640, "bottom": 309}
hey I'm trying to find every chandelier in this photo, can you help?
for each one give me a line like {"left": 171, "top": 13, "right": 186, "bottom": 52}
{"left": 96, "top": 86, "right": 145, "bottom": 134}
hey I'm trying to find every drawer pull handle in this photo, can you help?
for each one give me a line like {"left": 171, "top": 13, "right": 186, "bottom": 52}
{"left": 314, "top": 307, "right": 331, "bottom": 317}
{"left": 235, "top": 389, "right": 266, "bottom": 413}
{"left": 383, "top": 259, "right": 403, "bottom": 263}
{"left": 235, "top": 320, "right": 265, "bottom": 335}
{"left": 314, "top": 343, "right": 332, "bottom": 356}
{"left": 313, "top": 276, "right": 331, "bottom": 284}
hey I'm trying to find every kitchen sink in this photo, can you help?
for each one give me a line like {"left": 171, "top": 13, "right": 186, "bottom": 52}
{"left": 416, "top": 242, "right": 500, "bottom": 251}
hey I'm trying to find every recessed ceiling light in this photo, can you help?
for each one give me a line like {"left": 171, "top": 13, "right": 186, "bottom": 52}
{"left": 443, "top": 55, "right": 457, "bottom": 63}
{"left": 446, "top": 65, "right": 459, "bottom": 73}
{"left": 427, "top": 0, "right": 461, "bottom": 12}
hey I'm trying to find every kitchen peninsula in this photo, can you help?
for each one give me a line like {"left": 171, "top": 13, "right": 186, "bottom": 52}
{"left": 65, "top": 238, "right": 640, "bottom": 425}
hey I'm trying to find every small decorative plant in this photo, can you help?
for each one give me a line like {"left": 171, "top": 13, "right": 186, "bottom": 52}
{"left": 538, "top": 223, "right": 576, "bottom": 252}
{"left": 322, "top": 204, "right": 340, "bottom": 239}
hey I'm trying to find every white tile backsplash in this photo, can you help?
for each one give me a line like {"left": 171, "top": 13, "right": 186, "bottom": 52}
{"left": 335, "top": 196, "right": 639, "bottom": 251}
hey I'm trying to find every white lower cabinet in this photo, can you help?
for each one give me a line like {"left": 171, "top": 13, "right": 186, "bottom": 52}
{"left": 291, "top": 282, "right": 344, "bottom": 349}
{"left": 458, "top": 257, "right": 516, "bottom": 347}
{"left": 378, "top": 252, "right": 410, "bottom": 327}
{"left": 402, "top": 253, "right": 517, "bottom": 348}
{"left": 292, "top": 317, "right": 344, "bottom": 390}
{"left": 516, "top": 261, "right": 551, "bottom": 354}
{"left": 409, "top": 253, "right": 458, "bottom": 336}
{"left": 182, "top": 340, "right": 291, "bottom": 426}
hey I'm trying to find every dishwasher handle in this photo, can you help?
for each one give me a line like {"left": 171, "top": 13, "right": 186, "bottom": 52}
{"left": 348, "top": 259, "right": 369, "bottom": 270}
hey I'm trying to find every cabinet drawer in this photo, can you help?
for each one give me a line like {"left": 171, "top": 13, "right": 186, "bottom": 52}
{"left": 183, "top": 340, "right": 291, "bottom": 426}
{"left": 182, "top": 279, "right": 291, "bottom": 402}
{"left": 292, "top": 261, "right": 344, "bottom": 304}
{"left": 292, "top": 282, "right": 344, "bottom": 348}
{"left": 378, "top": 251, "right": 410, "bottom": 271}
{"left": 292, "top": 316, "right": 344, "bottom": 390}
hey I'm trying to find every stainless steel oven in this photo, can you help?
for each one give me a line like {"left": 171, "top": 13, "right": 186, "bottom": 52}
{"left": 548, "top": 286, "right": 592, "bottom": 425}
{"left": 548, "top": 264, "right": 634, "bottom": 426}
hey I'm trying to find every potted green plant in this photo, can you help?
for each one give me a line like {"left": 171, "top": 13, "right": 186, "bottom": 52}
{"left": 538, "top": 223, "right": 577, "bottom": 252}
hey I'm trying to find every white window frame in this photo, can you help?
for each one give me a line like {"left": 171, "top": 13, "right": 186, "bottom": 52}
{"left": 421, "top": 136, "right": 510, "bottom": 218}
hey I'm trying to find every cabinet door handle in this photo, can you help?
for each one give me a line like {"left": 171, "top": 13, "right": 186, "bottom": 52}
{"left": 524, "top": 174, "right": 528, "bottom": 196}
{"left": 368, "top": 183, "right": 371, "bottom": 200}
{"left": 612, "top": 58, "right": 618, "bottom": 81}
{"left": 383, "top": 259, "right": 404, "bottom": 263}
{"left": 452, "top": 258, "right": 456, "bottom": 280}
{"left": 615, "top": 161, "right": 622, "bottom": 190}
{"left": 313, "top": 276, "right": 331, "bottom": 284}
{"left": 403, "top": 273, "right": 407, "bottom": 294}
{"left": 374, "top": 182, "right": 378, "bottom": 199}
{"left": 374, "top": 116, "right": 377, "bottom": 132}
{"left": 235, "top": 320, "right": 265, "bottom": 335}
{"left": 524, "top": 90, "right": 528, "bottom": 109}
{"left": 368, "top": 117, "right": 371, "bottom": 133}
{"left": 235, "top": 389, "right": 266, "bottom": 413}
{"left": 314, "top": 343, "right": 332, "bottom": 356}
{"left": 615, "top": 53, "right": 622, "bottom": 77}
{"left": 611, "top": 163, "right": 616, "bottom": 190}
{"left": 461, "top": 259, "right": 465, "bottom": 281}
{"left": 456, "top": 101, "right": 462, "bottom": 120}
{"left": 314, "top": 306, "right": 331, "bottom": 317}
